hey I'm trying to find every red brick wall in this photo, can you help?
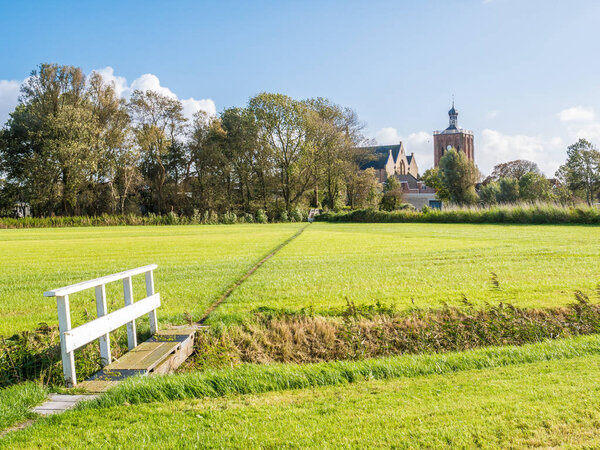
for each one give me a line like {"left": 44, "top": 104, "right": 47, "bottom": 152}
{"left": 433, "top": 133, "right": 474, "bottom": 167}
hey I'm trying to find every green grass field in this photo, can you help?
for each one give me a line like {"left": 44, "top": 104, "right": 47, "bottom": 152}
{"left": 209, "top": 222, "right": 600, "bottom": 324}
{"left": 3, "top": 351, "right": 600, "bottom": 448}
{"left": 2, "top": 222, "right": 599, "bottom": 334}
{"left": 0, "top": 224, "right": 303, "bottom": 335}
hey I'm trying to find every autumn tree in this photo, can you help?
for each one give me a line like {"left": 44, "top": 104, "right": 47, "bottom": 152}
{"left": 556, "top": 139, "right": 600, "bottom": 205}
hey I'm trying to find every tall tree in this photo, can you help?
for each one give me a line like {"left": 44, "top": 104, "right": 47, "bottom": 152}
{"left": 438, "top": 148, "right": 478, "bottom": 205}
{"left": 556, "top": 139, "right": 600, "bottom": 205}
{"left": 128, "top": 90, "right": 186, "bottom": 213}
{"left": 249, "top": 93, "right": 310, "bottom": 211}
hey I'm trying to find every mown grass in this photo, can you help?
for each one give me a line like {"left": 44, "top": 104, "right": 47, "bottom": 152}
{"left": 0, "top": 224, "right": 303, "bottom": 335}
{"left": 0, "top": 382, "right": 47, "bottom": 431}
{"left": 208, "top": 222, "right": 600, "bottom": 324}
{"left": 4, "top": 349, "right": 600, "bottom": 447}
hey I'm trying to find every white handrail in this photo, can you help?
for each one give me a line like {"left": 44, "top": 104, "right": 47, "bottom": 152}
{"left": 44, "top": 265, "right": 159, "bottom": 387}
{"left": 43, "top": 264, "right": 158, "bottom": 297}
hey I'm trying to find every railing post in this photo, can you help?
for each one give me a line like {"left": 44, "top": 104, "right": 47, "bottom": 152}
{"left": 145, "top": 270, "right": 158, "bottom": 334}
{"left": 95, "top": 284, "right": 111, "bottom": 366}
{"left": 122, "top": 276, "right": 137, "bottom": 350}
{"left": 56, "top": 295, "right": 76, "bottom": 387}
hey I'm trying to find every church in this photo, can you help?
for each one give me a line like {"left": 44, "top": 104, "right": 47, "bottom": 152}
{"left": 360, "top": 141, "right": 419, "bottom": 182}
{"left": 358, "top": 103, "right": 475, "bottom": 209}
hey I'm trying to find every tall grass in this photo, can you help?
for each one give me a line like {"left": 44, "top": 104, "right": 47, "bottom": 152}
{"left": 81, "top": 333, "right": 600, "bottom": 409}
{"left": 317, "top": 203, "right": 600, "bottom": 224}
{"left": 191, "top": 298, "right": 600, "bottom": 366}
{"left": 0, "top": 210, "right": 307, "bottom": 229}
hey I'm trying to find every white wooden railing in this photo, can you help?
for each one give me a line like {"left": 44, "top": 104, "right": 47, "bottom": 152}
{"left": 43, "top": 264, "right": 160, "bottom": 387}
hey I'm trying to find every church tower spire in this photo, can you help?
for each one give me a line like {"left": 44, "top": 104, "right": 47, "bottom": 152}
{"left": 448, "top": 100, "right": 458, "bottom": 130}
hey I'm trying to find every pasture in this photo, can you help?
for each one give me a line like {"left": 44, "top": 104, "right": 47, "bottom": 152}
{"left": 1, "top": 222, "right": 599, "bottom": 335}
{"left": 0, "top": 224, "right": 303, "bottom": 335}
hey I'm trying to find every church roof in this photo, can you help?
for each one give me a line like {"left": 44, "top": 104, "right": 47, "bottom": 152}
{"left": 406, "top": 154, "right": 414, "bottom": 165}
{"left": 394, "top": 173, "right": 419, "bottom": 189}
{"left": 359, "top": 144, "right": 401, "bottom": 170}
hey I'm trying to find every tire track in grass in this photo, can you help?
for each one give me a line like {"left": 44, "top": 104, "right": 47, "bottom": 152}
{"left": 197, "top": 223, "right": 310, "bottom": 324}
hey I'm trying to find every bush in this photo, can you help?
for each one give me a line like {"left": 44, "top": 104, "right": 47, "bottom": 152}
{"left": 222, "top": 211, "right": 237, "bottom": 224}
{"left": 256, "top": 209, "right": 268, "bottom": 224}
{"left": 290, "top": 207, "right": 304, "bottom": 222}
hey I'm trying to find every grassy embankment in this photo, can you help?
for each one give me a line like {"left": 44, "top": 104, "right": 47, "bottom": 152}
{"left": 3, "top": 335, "right": 600, "bottom": 447}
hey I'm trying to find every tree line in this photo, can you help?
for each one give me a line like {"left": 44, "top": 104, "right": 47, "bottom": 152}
{"left": 0, "top": 63, "right": 381, "bottom": 218}
{"left": 422, "top": 138, "right": 600, "bottom": 207}
{"left": 2, "top": 63, "right": 600, "bottom": 218}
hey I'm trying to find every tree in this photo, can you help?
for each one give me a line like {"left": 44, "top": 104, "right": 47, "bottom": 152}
{"left": 380, "top": 176, "right": 404, "bottom": 211}
{"left": 303, "top": 98, "right": 367, "bottom": 210}
{"left": 437, "top": 149, "right": 478, "bottom": 205}
{"left": 556, "top": 139, "right": 600, "bottom": 205}
{"left": 249, "top": 93, "right": 310, "bottom": 211}
{"left": 421, "top": 167, "right": 449, "bottom": 202}
{"left": 0, "top": 64, "right": 98, "bottom": 215}
{"left": 488, "top": 160, "right": 541, "bottom": 182}
{"left": 346, "top": 168, "right": 380, "bottom": 209}
{"left": 518, "top": 172, "right": 554, "bottom": 202}
{"left": 128, "top": 90, "right": 186, "bottom": 213}
{"left": 497, "top": 177, "right": 519, "bottom": 203}
{"left": 479, "top": 182, "right": 500, "bottom": 205}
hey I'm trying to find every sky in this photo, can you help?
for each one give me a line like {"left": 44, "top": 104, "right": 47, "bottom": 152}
{"left": 1, "top": 0, "right": 600, "bottom": 176}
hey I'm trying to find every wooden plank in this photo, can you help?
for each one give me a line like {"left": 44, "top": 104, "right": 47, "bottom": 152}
{"left": 62, "top": 294, "right": 160, "bottom": 353}
{"left": 79, "top": 328, "right": 196, "bottom": 393}
{"left": 44, "top": 265, "right": 158, "bottom": 297}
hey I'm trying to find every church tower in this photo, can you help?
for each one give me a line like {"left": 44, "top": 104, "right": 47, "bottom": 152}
{"left": 433, "top": 102, "right": 474, "bottom": 167}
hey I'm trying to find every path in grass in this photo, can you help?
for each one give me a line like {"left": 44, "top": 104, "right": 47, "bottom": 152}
{"left": 4, "top": 352, "right": 600, "bottom": 447}
{"left": 197, "top": 223, "right": 310, "bottom": 323}
{"left": 0, "top": 224, "right": 304, "bottom": 335}
{"left": 208, "top": 222, "right": 600, "bottom": 324}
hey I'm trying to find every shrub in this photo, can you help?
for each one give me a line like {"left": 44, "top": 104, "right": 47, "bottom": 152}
{"left": 255, "top": 209, "right": 268, "bottom": 224}
{"left": 222, "top": 211, "right": 237, "bottom": 224}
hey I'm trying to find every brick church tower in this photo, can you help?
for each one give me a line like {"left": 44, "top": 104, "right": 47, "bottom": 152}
{"left": 433, "top": 103, "right": 474, "bottom": 167}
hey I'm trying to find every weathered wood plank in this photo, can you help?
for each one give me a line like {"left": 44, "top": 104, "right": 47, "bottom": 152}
{"left": 78, "top": 328, "right": 196, "bottom": 393}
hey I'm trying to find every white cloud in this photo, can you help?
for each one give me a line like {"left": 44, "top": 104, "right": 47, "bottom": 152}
{"left": 94, "top": 66, "right": 216, "bottom": 121}
{"left": 486, "top": 110, "right": 498, "bottom": 119}
{"left": 479, "top": 129, "right": 563, "bottom": 176}
{"left": 375, "top": 127, "right": 401, "bottom": 145}
{"left": 557, "top": 106, "right": 595, "bottom": 122}
{"left": 0, "top": 80, "right": 22, "bottom": 125}
{"left": 375, "top": 127, "right": 433, "bottom": 172}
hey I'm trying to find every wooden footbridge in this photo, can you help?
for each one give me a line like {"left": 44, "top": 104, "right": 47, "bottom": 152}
{"left": 40, "top": 265, "right": 195, "bottom": 400}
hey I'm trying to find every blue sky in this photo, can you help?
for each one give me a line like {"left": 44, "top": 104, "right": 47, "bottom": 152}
{"left": 1, "top": 0, "right": 600, "bottom": 175}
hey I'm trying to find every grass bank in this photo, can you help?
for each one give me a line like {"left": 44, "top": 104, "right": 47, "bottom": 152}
{"left": 81, "top": 333, "right": 600, "bottom": 409}
{"left": 191, "top": 299, "right": 600, "bottom": 366}
{"left": 4, "top": 344, "right": 600, "bottom": 447}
